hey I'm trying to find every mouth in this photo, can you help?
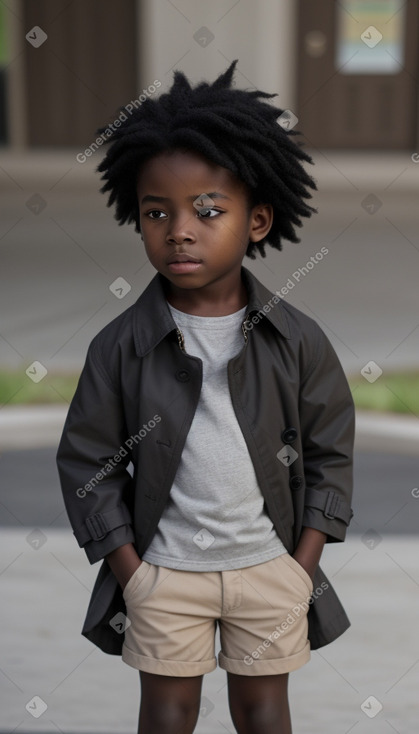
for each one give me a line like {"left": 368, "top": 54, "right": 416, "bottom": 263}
{"left": 167, "top": 261, "right": 202, "bottom": 274}
{"left": 166, "top": 253, "right": 202, "bottom": 274}
{"left": 167, "top": 253, "right": 202, "bottom": 264}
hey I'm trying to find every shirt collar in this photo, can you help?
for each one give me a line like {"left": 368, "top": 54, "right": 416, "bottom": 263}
{"left": 132, "top": 265, "right": 290, "bottom": 357}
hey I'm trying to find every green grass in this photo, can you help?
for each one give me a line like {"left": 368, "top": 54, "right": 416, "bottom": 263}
{"left": 0, "top": 368, "right": 418, "bottom": 415}
{"left": 0, "top": 370, "right": 79, "bottom": 407}
{"left": 348, "top": 370, "right": 419, "bottom": 416}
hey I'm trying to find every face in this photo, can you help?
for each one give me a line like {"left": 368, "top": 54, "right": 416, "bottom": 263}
{"left": 136, "top": 149, "right": 273, "bottom": 300}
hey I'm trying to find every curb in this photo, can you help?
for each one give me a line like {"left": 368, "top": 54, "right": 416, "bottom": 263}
{"left": 0, "top": 404, "right": 68, "bottom": 450}
{"left": 354, "top": 411, "right": 419, "bottom": 455}
{"left": 0, "top": 405, "right": 418, "bottom": 453}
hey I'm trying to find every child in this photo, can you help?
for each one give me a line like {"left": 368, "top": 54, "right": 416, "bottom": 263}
{"left": 57, "top": 60, "right": 354, "bottom": 734}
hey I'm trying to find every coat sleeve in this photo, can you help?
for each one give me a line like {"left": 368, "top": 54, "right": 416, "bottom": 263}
{"left": 299, "top": 324, "right": 355, "bottom": 542}
{"left": 56, "top": 336, "right": 135, "bottom": 564}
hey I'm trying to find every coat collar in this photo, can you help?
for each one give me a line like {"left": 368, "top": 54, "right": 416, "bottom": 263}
{"left": 132, "top": 266, "right": 291, "bottom": 357}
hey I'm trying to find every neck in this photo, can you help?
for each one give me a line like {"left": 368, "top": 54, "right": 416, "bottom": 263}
{"left": 163, "top": 272, "right": 248, "bottom": 316}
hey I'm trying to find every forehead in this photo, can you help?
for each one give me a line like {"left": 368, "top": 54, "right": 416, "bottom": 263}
{"left": 136, "top": 149, "right": 247, "bottom": 196}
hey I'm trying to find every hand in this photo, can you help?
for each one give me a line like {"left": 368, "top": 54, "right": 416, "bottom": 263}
{"left": 292, "top": 527, "right": 327, "bottom": 582}
{"left": 292, "top": 553, "right": 316, "bottom": 582}
{"left": 119, "top": 559, "right": 143, "bottom": 591}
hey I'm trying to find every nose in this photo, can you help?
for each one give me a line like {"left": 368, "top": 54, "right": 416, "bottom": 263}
{"left": 166, "top": 213, "right": 196, "bottom": 245}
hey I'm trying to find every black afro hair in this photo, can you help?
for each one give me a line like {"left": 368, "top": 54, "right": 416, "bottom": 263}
{"left": 96, "top": 59, "right": 317, "bottom": 259}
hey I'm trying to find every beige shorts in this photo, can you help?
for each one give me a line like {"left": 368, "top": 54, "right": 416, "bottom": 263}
{"left": 121, "top": 553, "right": 313, "bottom": 677}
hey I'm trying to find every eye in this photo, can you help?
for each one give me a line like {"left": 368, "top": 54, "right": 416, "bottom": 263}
{"left": 146, "top": 210, "right": 167, "bottom": 219}
{"left": 196, "top": 208, "right": 222, "bottom": 218}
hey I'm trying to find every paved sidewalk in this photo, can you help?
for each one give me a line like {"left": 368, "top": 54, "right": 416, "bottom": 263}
{"left": 2, "top": 148, "right": 418, "bottom": 375}
{"left": 1, "top": 531, "right": 417, "bottom": 733}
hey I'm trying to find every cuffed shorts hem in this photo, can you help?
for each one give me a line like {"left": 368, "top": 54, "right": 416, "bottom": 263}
{"left": 122, "top": 645, "right": 217, "bottom": 677}
{"left": 218, "top": 640, "right": 311, "bottom": 677}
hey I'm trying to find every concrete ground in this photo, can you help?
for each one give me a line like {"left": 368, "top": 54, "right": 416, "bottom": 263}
{"left": 1, "top": 530, "right": 418, "bottom": 734}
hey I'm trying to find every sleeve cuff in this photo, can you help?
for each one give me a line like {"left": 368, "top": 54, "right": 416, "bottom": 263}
{"left": 304, "top": 488, "right": 353, "bottom": 525}
{"left": 82, "top": 524, "right": 136, "bottom": 564}
{"left": 302, "top": 508, "right": 348, "bottom": 542}
{"left": 73, "top": 503, "right": 133, "bottom": 546}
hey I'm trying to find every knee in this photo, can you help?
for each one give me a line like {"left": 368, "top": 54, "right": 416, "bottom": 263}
{"left": 232, "top": 701, "right": 290, "bottom": 734}
{"left": 247, "top": 702, "right": 282, "bottom": 726}
{"left": 140, "top": 700, "right": 200, "bottom": 733}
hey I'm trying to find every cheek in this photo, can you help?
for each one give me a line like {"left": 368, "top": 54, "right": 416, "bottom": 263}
{"left": 139, "top": 218, "right": 157, "bottom": 242}
{"left": 222, "top": 220, "right": 251, "bottom": 251}
{"left": 143, "top": 237, "right": 156, "bottom": 255}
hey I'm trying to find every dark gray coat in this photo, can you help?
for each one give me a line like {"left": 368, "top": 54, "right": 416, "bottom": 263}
{"left": 56, "top": 266, "right": 355, "bottom": 655}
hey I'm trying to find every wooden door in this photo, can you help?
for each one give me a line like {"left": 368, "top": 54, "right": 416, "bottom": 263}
{"left": 22, "top": 0, "right": 137, "bottom": 146}
{"left": 296, "top": 0, "right": 419, "bottom": 148}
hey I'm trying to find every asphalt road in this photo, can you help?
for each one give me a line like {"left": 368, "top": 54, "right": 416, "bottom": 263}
{"left": 0, "top": 447, "right": 417, "bottom": 536}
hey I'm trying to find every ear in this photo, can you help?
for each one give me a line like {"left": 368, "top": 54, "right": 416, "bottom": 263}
{"left": 248, "top": 203, "right": 274, "bottom": 242}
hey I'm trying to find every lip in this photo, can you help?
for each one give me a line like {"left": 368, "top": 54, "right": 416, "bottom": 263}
{"left": 167, "top": 262, "right": 202, "bottom": 274}
{"left": 166, "top": 253, "right": 202, "bottom": 264}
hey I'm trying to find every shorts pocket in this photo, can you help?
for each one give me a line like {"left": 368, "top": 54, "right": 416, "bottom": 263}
{"left": 281, "top": 553, "right": 314, "bottom": 595}
{"left": 122, "top": 560, "right": 151, "bottom": 602}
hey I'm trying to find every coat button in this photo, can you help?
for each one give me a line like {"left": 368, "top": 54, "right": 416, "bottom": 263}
{"left": 289, "top": 475, "right": 303, "bottom": 490}
{"left": 176, "top": 369, "right": 190, "bottom": 382}
{"left": 282, "top": 427, "right": 298, "bottom": 443}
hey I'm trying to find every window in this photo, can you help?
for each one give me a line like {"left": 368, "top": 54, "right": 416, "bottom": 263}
{"left": 336, "top": 0, "right": 406, "bottom": 74}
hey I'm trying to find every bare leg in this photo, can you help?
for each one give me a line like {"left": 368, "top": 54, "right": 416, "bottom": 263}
{"left": 137, "top": 671, "right": 204, "bottom": 734}
{"left": 227, "top": 672, "right": 292, "bottom": 734}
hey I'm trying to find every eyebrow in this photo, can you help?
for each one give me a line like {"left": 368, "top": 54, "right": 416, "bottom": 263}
{"left": 140, "top": 192, "right": 231, "bottom": 205}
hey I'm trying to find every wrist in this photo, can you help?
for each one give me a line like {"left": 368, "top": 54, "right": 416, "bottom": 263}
{"left": 293, "top": 527, "right": 327, "bottom": 580}
{"left": 292, "top": 551, "right": 317, "bottom": 581}
{"left": 106, "top": 543, "right": 142, "bottom": 590}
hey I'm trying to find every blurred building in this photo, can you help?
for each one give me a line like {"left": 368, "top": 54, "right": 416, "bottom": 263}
{"left": 1, "top": 0, "right": 418, "bottom": 150}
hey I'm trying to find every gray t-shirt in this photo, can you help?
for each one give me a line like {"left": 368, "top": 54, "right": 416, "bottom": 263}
{"left": 142, "top": 301, "right": 287, "bottom": 571}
